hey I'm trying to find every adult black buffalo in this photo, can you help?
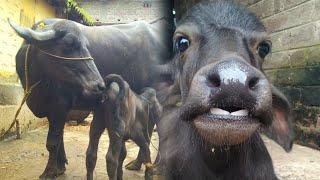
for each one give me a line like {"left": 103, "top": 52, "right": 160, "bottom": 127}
{"left": 9, "top": 18, "right": 171, "bottom": 179}
{"left": 154, "top": 1, "right": 294, "bottom": 179}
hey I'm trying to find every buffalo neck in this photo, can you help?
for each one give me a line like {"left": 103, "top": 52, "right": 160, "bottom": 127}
{"left": 22, "top": 45, "right": 44, "bottom": 90}
{"left": 199, "top": 132, "right": 274, "bottom": 178}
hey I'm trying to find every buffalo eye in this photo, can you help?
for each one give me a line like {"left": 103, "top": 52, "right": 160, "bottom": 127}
{"left": 176, "top": 37, "right": 190, "bottom": 53}
{"left": 62, "top": 34, "right": 80, "bottom": 49}
{"left": 257, "top": 41, "right": 271, "bottom": 58}
{"left": 63, "top": 35, "right": 74, "bottom": 46}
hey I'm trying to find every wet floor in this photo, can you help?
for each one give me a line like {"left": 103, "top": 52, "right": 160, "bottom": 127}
{"left": 0, "top": 123, "right": 320, "bottom": 180}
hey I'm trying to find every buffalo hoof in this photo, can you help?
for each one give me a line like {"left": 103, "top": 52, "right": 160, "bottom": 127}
{"left": 125, "top": 159, "right": 142, "bottom": 170}
{"left": 39, "top": 166, "right": 65, "bottom": 180}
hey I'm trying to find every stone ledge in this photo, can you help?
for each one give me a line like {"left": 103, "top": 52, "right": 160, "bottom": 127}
{"left": 296, "top": 124, "right": 320, "bottom": 150}
{"left": 292, "top": 105, "right": 320, "bottom": 150}
{"left": 293, "top": 105, "right": 320, "bottom": 126}
{"left": 0, "top": 83, "right": 24, "bottom": 105}
{"left": 0, "top": 105, "right": 46, "bottom": 140}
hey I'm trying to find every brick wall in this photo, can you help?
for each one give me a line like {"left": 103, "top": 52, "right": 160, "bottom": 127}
{"left": 236, "top": 0, "right": 320, "bottom": 149}
{"left": 78, "top": 0, "right": 166, "bottom": 24}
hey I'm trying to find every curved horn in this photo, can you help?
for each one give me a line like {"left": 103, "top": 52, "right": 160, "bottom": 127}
{"left": 8, "top": 18, "right": 56, "bottom": 42}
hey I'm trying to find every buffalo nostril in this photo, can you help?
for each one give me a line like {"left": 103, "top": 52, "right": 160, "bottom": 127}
{"left": 248, "top": 77, "right": 259, "bottom": 90}
{"left": 208, "top": 74, "right": 221, "bottom": 87}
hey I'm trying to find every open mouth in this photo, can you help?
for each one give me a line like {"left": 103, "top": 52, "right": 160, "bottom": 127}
{"left": 193, "top": 107, "right": 260, "bottom": 146}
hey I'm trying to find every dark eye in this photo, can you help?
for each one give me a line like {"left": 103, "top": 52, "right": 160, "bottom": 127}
{"left": 176, "top": 37, "right": 190, "bottom": 53}
{"left": 257, "top": 42, "right": 271, "bottom": 58}
{"left": 63, "top": 35, "right": 75, "bottom": 46}
{"left": 62, "top": 34, "right": 81, "bottom": 49}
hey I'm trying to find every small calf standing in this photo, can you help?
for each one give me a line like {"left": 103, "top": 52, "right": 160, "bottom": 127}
{"left": 86, "top": 74, "right": 162, "bottom": 180}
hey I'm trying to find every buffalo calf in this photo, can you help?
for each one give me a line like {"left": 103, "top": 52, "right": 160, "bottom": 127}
{"left": 154, "top": 1, "right": 294, "bottom": 180}
{"left": 86, "top": 74, "right": 162, "bottom": 180}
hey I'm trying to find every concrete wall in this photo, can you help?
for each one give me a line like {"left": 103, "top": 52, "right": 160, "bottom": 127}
{"left": 0, "top": 0, "right": 56, "bottom": 139}
{"left": 78, "top": 0, "right": 166, "bottom": 24}
{"left": 236, "top": 0, "right": 320, "bottom": 148}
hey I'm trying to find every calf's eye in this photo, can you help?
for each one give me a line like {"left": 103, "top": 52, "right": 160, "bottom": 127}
{"left": 176, "top": 37, "right": 190, "bottom": 53}
{"left": 257, "top": 42, "right": 271, "bottom": 58}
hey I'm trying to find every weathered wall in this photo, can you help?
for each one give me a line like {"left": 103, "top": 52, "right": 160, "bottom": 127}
{"left": 0, "top": 0, "right": 56, "bottom": 139}
{"left": 78, "top": 0, "right": 167, "bottom": 24}
{"left": 236, "top": 0, "right": 320, "bottom": 149}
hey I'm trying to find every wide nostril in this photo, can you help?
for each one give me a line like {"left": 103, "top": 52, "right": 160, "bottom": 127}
{"left": 248, "top": 77, "right": 260, "bottom": 90}
{"left": 207, "top": 73, "right": 221, "bottom": 88}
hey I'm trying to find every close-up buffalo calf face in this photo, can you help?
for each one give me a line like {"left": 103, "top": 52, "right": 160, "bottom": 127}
{"left": 171, "top": 1, "right": 293, "bottom": 150}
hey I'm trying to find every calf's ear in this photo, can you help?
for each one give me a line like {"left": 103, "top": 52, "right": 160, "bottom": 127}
{"left": 264, "top": 85, "right": 294, "bottom": 152}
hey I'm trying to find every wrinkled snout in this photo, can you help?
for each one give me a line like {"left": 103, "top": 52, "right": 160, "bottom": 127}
{"left": 190, "top": 57, "right": 271, "bottom": 112}
{"left": 84, "top": 80, "right": 105, "bottom": 94}
{"left": 186, "top": 57, "right": 273, "bottom": 146}
{"left": 81, "top": 75, "right": 106, "bottom": 104}
{"left": 82, "top": 78, "right": 105, "bottom": 94}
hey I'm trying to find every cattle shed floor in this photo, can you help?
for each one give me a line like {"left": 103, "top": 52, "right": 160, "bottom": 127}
{"left": 0, "top": 122, "right": 320, "bottom": 180}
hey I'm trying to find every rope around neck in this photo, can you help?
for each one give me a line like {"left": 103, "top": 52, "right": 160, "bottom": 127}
{"left": 0, "top": 45, "right": 94, "bottom": 139}
{"left": 37, "top": 48, "right": 94, "bottom": 61}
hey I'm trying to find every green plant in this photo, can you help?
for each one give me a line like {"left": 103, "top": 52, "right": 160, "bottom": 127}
{"left": 66, "top": 0, "right": 95, "bottom": 25}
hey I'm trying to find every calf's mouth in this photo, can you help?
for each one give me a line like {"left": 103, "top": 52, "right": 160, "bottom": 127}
{"left": 177, "top": 59, "right": 272, "bottom": 146}
{"left": 193, "top": 106, "right": 260, "bottom": 146}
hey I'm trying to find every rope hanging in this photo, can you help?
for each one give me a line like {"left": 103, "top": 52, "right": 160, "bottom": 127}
{"left": 0, "top": 45, "right": 94, "bottom": 139}
{"left": 1, "top": 45, "right": 41, "bottom": 139}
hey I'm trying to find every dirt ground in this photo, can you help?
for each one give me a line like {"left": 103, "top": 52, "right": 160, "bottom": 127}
{"left": 0, "top": 122, "right": 320, "bottom": 180}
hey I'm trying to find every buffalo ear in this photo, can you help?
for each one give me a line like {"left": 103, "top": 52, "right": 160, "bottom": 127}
{"left": 264, "top": 85, "right": 294, "bottom": 152}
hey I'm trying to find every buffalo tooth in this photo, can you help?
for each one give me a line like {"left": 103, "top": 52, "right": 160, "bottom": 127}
{"left": 230, "top": 109, "right": 248, "bottom": 116}
{"left": 210, "top": 108, "right": 230, "bottom": 115}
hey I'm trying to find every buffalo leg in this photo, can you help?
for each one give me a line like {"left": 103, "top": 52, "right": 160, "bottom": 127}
{"left": 132, "top": 134, "right": 152, "bottom": 180}
{"left": 126, "top": 122, "right": 155, "bottom": 171}
{"left": 106, "top": 133, "right": 123, "bottom": 180}
{"left": 57, "top": 134, "right": 68, "bottom": 174}
{"left": 125, "top": 151, "right": 143, "bottom": 170}
{"left": 117, "top": 141, "right": 127, "bottom": 180}
{"left": 125, "top": 141, "right": 149, "bottom": 170}
{"left": 86, "top": 116, "right": 105, "bottom": 180}
{"left": 40, "top": 111, "right": 67, "bottom": 179}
